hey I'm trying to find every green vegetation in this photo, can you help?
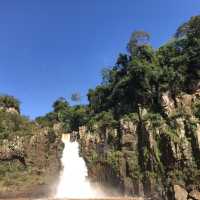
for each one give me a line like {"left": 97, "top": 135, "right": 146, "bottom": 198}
{"left": 36, "top": 97, "right": 88, "bottom": 131}
{"left": 0, "top": 95, "right": 61, "bottom": 193}
{"left": 37, "top": 16, "right": 200, "bottom": 133}
{"left": 192, "top": 101, "right": 200, "bottom": 120}
{"left": 85, "top": 15, "right": 200, "bottom": 124}
{"left": 106, "top": 150, "right": 123, "bottom": 175}
{"left": 0, "top": 95, "right": 20, "bottom": 113}
{"left": 0, "top": 96, "right": 35, "bottom": 140}
{"left": 34, "top": 17, "right": 200, "bottom": 191}
{"left": 1, "top": 15, "right": 200, "bottom": 197}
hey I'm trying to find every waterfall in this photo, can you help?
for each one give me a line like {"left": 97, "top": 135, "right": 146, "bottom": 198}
{"left": 55, "top": 134, "right": 99, "bottom": 198}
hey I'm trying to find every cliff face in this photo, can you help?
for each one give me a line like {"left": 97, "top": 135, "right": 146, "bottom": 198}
{"left": 79, "top": 90, "right": 200, "bottom": 200}
{"left": 0, "top": 123, "right": 63, "bottom": 198}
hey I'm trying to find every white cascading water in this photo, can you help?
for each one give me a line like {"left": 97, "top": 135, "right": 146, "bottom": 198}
{"left": 56, "top": 134, "right": 99, "bottom": 198}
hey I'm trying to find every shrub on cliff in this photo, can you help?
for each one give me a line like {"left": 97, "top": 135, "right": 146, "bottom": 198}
{"left": 192, "top": 101, "right": 200, "bottom": 120}
{"left": 93, "top": 111, "right": 117, "bottom": 131}
{"left": 106, "top": 150, "right": 123, "bottom": 175}
{"left": 0, "top": 95, "right": 20, "bottom": 113}
{"left": 0, "top": 110, "right": 35, "bottom": 140}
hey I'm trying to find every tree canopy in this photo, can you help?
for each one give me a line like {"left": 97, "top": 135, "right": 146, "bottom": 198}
{"left": 0, "top": 95, "right": 20, "bottom": 113}
{"left": 36, "top": 15, "right": 200, "bottom": 131}
{"left": 86, "top": 15, "right": 200, "bottom": 119}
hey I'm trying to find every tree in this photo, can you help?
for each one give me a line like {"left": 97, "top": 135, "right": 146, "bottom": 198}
{"left": 175, "top": 22, "right": 189, "bottom": 39}
{"left": 69, "top": 105, "right": 88, "bottom": 131}
{"left": 36, "top": 15, "right": 200, "bottom": 133}
{"left": 163, "top": 15, "right": 200, "bottom": 92}
{"left": 52, "top": 97, "right": 71, "bottom": 124}
{"left": 101, "top": 68, "right": 112, "bottom": 85}
{"left": 87, "top": 86, "right": 111, "bottom": 114}
{"left": 116, "top": 54, "right": 129, "bottom": 70}
{"left": 157, "top": 41, "right": 187, "bottom": 95}
{"left": 0, "top": 95, "right": 20, "bottom": 113}
{"left": 183, "top": 15, "right": 200, "bottom": 90}
{"left": 52, "top": 97, "right": 69, "bottom": 113}
{"left": 127, "top": 31, "right": 150, "bottom": 55}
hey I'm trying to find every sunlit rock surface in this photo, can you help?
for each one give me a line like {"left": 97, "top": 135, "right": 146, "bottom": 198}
{"left": 0, "top": 126, "right": 63, "bottom": 198}
{"left": 79, "top": 90, "right": 200, "bottom": 199}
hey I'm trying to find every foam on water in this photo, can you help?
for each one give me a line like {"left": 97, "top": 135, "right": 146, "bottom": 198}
{"left": 55, "top": 134, "right": 100, "bottom": 198}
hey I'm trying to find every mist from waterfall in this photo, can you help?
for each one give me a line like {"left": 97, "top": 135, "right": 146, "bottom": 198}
{"left": 55, "top": 134, "right": 102, "bottom": 198}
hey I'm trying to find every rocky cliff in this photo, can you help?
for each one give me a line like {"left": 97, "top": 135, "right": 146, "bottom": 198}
{"left": 0, "top": 116, "right": 63, "bottom": 198}
{"left": 79, "top": 90, "right": 200, "bottom": 200}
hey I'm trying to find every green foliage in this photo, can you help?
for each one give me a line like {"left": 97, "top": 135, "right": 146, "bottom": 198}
{"left": 69, "top": 105, "right": 88, "bottom": 131}
{"left": 36, "top": 103, "right": 88, "bottom": 132}
{"left": 85, "top": 15, "right": 200, "bottom": 120}
{"left": 175, "top": 15, "right": 200, "bottom": 90}
{"left": 87, "top": 86, "right": 111, "bottom": 114}
{"left": 143, "top": 112, "right": 163, "bottom": 127}
{"left": 127, "top": 31, "right": 150, "bottom": 55}
{"left": 0, "top": 110, "right": 35, "bottom": 140}
{"left": 106, "top": 150, "right": 122, "bottom": 174}
{"left": 88, "top": 150, "right": 98, "bottom": 163}
{"left": 1, "top": 15, "right": 200, "bottom": 194}
{"left": 101, "top": 68, "right": 113, "bottom": 86}
{"left": 0, "top": 95, "right": 20, "bottom": 112}
{"left": 192, "top": 101, "right": 200, "bottom": 120}
{"left": 126, "top": 152, "right": 141, "bottom": 179}
{"left": 35, "top": 111, "right": 58, "bottom": 127}
{"left": 0, "top": 161, "right": 50, "bottom": 188}
{"left": 128, "top": 112, "right": 139, "bottom": 122}
{"left": 52, "top": 97, "right": 69, "bottom": 113}
{"left": 122, "top": 112, "right": 139, "bottom": 123}
{"left": 94, "top": 111, "right": 117, "bottom": 131}
{"left": 165, "top": 126, "right": 179, "bottom": 143}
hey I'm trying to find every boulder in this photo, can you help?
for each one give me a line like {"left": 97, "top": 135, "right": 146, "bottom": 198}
{"left": 189, "top": 190, "right": 200, "bottom": 200}
{"left": 174, "top": 185, "right": 188, "bottom": 200}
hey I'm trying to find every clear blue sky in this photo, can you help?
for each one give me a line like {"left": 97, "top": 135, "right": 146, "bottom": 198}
{"left": 0, "top": 0, "right": 199, "bottom": 119}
